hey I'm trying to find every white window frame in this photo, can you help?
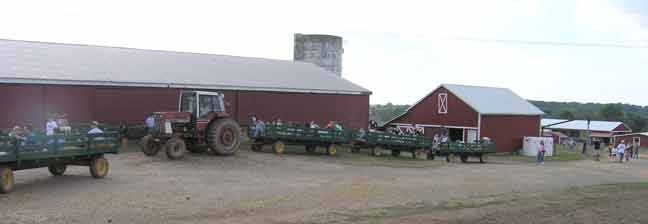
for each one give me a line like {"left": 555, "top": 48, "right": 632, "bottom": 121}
{"left": 438, "top": 93, "right": 448, "bottom": 114}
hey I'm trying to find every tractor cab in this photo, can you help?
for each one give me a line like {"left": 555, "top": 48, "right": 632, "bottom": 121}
{"left": 179, "top": 91, "right": 226, "bottom": 120}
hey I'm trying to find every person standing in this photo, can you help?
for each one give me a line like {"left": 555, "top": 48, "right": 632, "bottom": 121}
{"left": 617, "top": 140, "right": 626, "bottom": 163}
{"left": 593, "top": 138, "right": 601, "bottom": 161}
{"left": 607, "top": 143, "right": 613, "bottom": 158}
{"left": 537, "top": 141, "right": 546, "bottom": 165}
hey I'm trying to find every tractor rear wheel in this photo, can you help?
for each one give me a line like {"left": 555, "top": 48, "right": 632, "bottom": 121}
{"left": 165, "top": 138, "right": 186, "bottom": 160}
{"left": 48, "top": 164, "right": 67, "bottom": 176}
{"left": 207, "top": 118, "right": 241, "bottom": 156}
{"left": 140, "top": 135, "right": 160, "bottom": 156}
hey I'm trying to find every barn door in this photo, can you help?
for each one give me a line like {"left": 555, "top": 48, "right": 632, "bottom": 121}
{"left": 466, "top": 129, "right": 477, "bottom": 143}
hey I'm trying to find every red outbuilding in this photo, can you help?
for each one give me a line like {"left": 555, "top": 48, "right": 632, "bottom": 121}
{"left": 0, "top": 39, "right": 371, "bottom": 131}
{"left": 386, "top": 84, "right": 544, "bottom": 153}
{"left": 613, "top": 133, "right": 647, "bottom": 149}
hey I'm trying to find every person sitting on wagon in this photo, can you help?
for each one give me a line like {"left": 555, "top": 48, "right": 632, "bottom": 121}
{"left": 326, "top": 121, "right": 334, "bottom": 129}
{"left": 87, "top": 121, "right": 104, "bottom": 134}
{"left": 356, "top": 128, "right": 368, "bottom": 142}
{"left": 334, "top": 122, "right": 343, "bottom": 132}
{"left": 57, "top": 114, "right": 72, "bottom": 134}
{"left": 252, "top": 119, "right": 266, "bottom": 138}
{"left": 309, "top": 121, "right": 320, "bottom": 129}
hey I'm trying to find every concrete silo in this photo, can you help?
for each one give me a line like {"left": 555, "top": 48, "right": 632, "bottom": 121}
{"left": 294, "top": 33, "right": 343, "bottom": 76}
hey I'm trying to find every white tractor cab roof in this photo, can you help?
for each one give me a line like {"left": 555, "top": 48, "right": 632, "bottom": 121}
{"left": 178, "top": 91, "right": 226, "bottom": 117}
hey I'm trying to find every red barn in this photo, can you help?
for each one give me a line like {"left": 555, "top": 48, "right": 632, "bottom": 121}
{"left": 0, "top": 39, "right": 371, "bottom": 131}
{"left": 386, "top": 84, "right": 544, "bottom": 152}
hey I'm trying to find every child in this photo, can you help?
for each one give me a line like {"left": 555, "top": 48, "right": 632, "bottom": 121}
{"left": 611, "top": 146, "right": 617, "bottom": 161}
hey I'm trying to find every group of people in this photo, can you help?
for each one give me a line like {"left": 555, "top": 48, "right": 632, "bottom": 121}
{"left": 249, "top": 115, "right": 346, "bottom": 138}
{"left": 608, "top": 140, "right": 639, "bottom": 163}
{"left": 3, "top": 113, "right": 104, "bottom": 145}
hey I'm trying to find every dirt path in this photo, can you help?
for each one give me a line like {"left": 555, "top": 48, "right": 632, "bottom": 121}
{"left": 0, "top": 149, "right": 646, "bottom": 224}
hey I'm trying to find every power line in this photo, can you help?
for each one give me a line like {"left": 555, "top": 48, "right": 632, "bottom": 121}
{"left": 447, "top": 37, "right": 648, "bottom": 49}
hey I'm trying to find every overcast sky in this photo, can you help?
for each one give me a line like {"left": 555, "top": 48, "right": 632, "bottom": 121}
{"left": 1, "top": 0, "right": 646, "bottom": 105}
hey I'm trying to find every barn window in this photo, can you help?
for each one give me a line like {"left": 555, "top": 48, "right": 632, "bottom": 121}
{"left": 438, "top": 93, "right": 448, "bottom": 114}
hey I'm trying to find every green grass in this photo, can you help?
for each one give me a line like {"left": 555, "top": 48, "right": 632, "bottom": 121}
{"left": 499, "top": 144, "right": 585, "bottom": 162}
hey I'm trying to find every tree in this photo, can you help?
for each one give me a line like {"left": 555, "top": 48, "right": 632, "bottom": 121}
{"left": 598, "top": 104, "right": 625, "bottom": 121}
{"left": 625, "top": 113, "right": 647, "bottom": 132}
{"left": 556, "top": 109, "right": 575, "bottom": 120}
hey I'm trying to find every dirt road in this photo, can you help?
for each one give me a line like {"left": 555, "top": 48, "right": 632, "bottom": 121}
{"left": 0, "top": 148, "right": 646, "bottom": 224}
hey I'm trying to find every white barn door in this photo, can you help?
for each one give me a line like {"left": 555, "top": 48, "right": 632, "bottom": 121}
{"left": 466, "top": 129, "right": 477, "bottom": 143}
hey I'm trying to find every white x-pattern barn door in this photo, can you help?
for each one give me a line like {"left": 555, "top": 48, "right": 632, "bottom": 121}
{"left": 438, "top": 93, "right": 448, "bottom": 114}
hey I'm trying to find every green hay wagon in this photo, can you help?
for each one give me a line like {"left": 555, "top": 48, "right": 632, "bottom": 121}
{"left": 350, "top": 131, "right": 434, "bottom": 159}
{"left": 249, "top": 125, "right": 348, "bottom": 156}
{"left": 437, "top": 142, "right": 496, "bottom": 163}
{"left": 0, "top": 132, "right": 120, "bottom": 193}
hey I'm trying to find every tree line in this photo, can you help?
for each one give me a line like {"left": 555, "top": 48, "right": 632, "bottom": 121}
{"left": 370, "top": 101, "right": 648, "bottom": 132}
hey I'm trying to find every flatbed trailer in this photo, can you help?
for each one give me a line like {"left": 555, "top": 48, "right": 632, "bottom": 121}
{"left": 436, "top": 142, "right": 496, "bottom": 163}
{"left": 249, "top": 125, "right": 348, "bottom": 156}
{"left": 0, "top": 132, "right": 120, "bottom": 193}
{"left": 350, "top": 131, "right": 434, "bottom": 159}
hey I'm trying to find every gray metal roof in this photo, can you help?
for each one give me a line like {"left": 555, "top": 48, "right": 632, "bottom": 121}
{"left": 441, "top": 84, "right": 544, "bottom": 115}
{"left": 544, "top": 119, "right": 630, "bottom": 132}
{"left": 541, "top": 118, "right": 568, "bottom": 127}
{"left": 0, "top": 39, "right": 370, "bottom": 95}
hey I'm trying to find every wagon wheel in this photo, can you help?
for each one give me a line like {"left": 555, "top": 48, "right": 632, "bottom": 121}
{"left": 273, "top": 141, "right": 285, "bottom": 154}
{"left": 305, "top": 145, "right": 316, "bottom": 153}
{"left": 371, "top": 147, "right": 380, "bottom": 157}
{"left": 140, "top": 135, "right": 160, "bottom": 156}
{"left": 460, "top": 155, "right": 469, "bottom": 163}
{"left": 412, "top": 150, "right": 419, "bottom": 159}
{"left": 251, "top": 142, "right": 263, "bottom": 152}
{"left": 446, "top": 154, "right": 454, "bottom": 163}
{"left": 0, "top": 166, "right": 14, "bottom": 194}
{"left": 327, "top": 144, "right": 338, "bottom": 156}
{"left": 391, "top": 150, "right": 401, "bottom": 157}
{"left": 351, "top": 146, "right": 361, "bottom": 153}
{"left": 165, "top": 138, "right": 186, "bottom": 160}
{"left": 48, "top": 164, "right": 67, "bottom": 176}
{"left": 427, "top": 152, "right": 436, "bottom": 160}
{"left": 89, "top": 156, "right": 109, "bottom": 179}
{"left": 479, "top": 154, "right": 488, "bottom": 163}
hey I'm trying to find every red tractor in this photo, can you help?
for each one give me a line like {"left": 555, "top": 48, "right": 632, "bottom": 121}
{"left": 140, "top": 91, "right": 241, "bottom": 160}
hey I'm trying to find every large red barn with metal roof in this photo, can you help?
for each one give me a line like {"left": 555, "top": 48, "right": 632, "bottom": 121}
{"left": 0, "top": 39, "right": 371, "bottom": 132}
{"left": 386, "top": 84, "right": 544, "bottom": 153}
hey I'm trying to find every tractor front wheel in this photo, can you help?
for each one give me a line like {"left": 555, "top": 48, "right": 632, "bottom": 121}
{"left": 165, "top": 138, "right": 186, "bottom": 160}
{"left": 140, "top": 135, "right": 160, "bottom": 156}
{"left": 207, "top": 118, "right": 241, "bottom": 156}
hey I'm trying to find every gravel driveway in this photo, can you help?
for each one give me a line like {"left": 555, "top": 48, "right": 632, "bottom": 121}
{"left": 0, "top": 148, "right": 646, "bottom": 224}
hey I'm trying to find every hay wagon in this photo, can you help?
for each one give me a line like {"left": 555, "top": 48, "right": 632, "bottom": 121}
{"left": 436, "top": 142, "right": 496, "bottom": 163}
{"left": 0, "top": 132, "right": 120, "bottom": 193}
{"left": 350, "top": 131, "right": 434, "bottom": 159}
{"left": 249, "top": 125, "right": 348, "bottom": 156}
